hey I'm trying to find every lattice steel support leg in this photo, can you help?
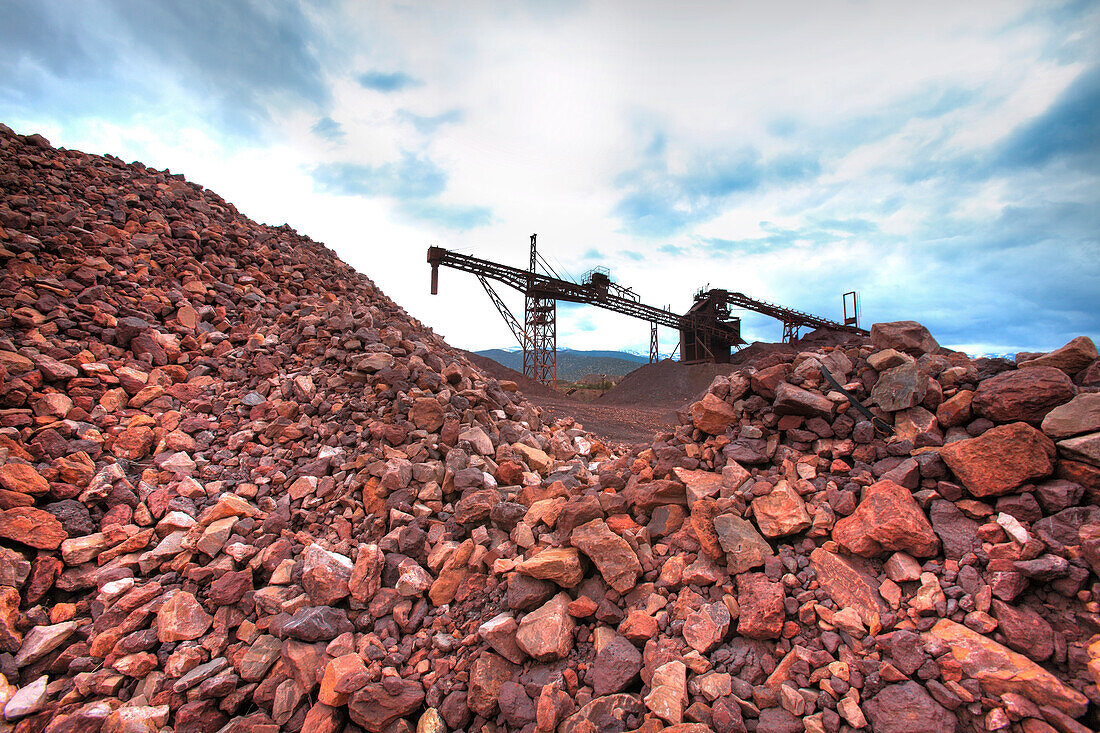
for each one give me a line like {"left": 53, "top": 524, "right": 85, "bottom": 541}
{"left": 649, "top": 322, "right": 658, "bottom": 363}
{"left": 782, "top": 321, "right": 801, "bottom": 344}
{"left": 524, "top": 294, "right": 557, "bottom": 387}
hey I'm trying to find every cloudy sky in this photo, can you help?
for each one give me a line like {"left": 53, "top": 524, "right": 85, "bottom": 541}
{"left": 3, "top": 0, "right": 1098, "bottom": 356}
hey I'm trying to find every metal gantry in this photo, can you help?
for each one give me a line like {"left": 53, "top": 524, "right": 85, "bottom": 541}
{"left": 427, "top": 236, "right": 867, "bottom": 387}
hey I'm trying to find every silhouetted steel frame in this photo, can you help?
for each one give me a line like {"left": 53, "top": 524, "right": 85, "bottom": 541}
{"left": 427, "top": 245, "right": 865, "bottom": 383}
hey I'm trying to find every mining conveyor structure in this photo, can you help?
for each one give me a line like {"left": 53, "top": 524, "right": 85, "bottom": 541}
{"left": 427, "top": 235, "right": 867, "bottom": 387}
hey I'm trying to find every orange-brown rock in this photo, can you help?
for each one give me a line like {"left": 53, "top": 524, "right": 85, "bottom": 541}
{"left": 690, "top": 393, "right": 738, "bottom": 435}
{"left": 570, "top": 519, "right": 640, "bottom": 593}
{"left": 926, "top": 619, "right": 1087, "bottom": 718}
{"left": 832, "top": 479, "right": 939, "bottom": 557}
{"left": 1018, "top": 336, "right": 1098, "bottom": 375}
{"left": 938, "top": 422, "right": 1056, "bottom": 496}
{"left": 156, "top": 591, "right": 212, "bottom": 642}
{"left": 0, "top": 506, "right": 66, "bottom": 549}
{"left": 0, "top": 463, "right": 49, "bottom": 496}
{"left": 972, "top": 367, "right": 1076, "bottom": 424}
{"left": 516, "top": 547, "right": 584, "bottom": 588}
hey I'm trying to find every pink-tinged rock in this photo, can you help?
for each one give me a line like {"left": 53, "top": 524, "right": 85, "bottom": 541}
{"left": 990, "top": 599, "right": 1053, "bottom": 662}
{"left": 0, "top": 464, "right": 48, "bottom": 496}
{"left": 349, "top": 543, "right": 383, "bottom": 602}
{"left": 347, "top": 679, "right": 425, "bottom": 733}
{"left": 1058, "top": 431, "right": 1100, "bottom": 468}
{"left": 516, "top": 547, "right": 584, "bottom": 588}
{"left": 1018, "top": 336, "right": 1098, "bottom": 375}
{"left": 478, "top": 612, "right": 526, "bottom": 664}
{"left": 302, "top": 703, "right": 345, "bottom": 733}
{"left": 864, "top": 681, "right": 956, "bottom": 733}
{"left": 750, "top": 363, "right": 791, "bottom": 400}
{"left": 467, "top": 651, "right": 518, "bottom": 717}
{"left": 938, "top": 422, "right": 1056, "bottom": 496}
{"left": 672, "top": 467, "right": 723, "bottom": 504}
{"left": 1042, "top": 392, "right": 1100, "bottom": 439}
{"left": 409, "top": 397, "right": 445, "bottom": 432}
{"left": 622, "top": 478, "right": 687, "bottom": 510}
{"left": 871, "top": 362, "right": 929, "bottom": 412}
{"left": 644, "top": 660, "right": 687, "bottom": 724}
{"left": 318, "top": 654, "right": 369, "bottom": 706}
{"left": 973, "top": 367, "right": 1076, "bottom": 424}
{"left": 0, "top": 506, "right": 66, "bottom": 549}
{"left": 301, "top": 544, "right": 353, "bottom": 605}
{"left": 157, "top": 591, "right": 212, "bottom": 642}
{"left": 810, "top": 549, "right": 887, "bottom": 626}
{"left": 515, "top": 592, "right": 574, "bottom": 661}
{"left": 936, "top": 389, "right": 973, "bottom": 428}
{"left": 570, "top": 519, "right": 641, "bottom": 593}
{"left": 871, "top": 321, "right": 940, "bottom": 356}
{"left": 713, "top": 513, "right": 773, "bottom": 573}
{"left": 833, "top": 479, "right": 939, "bottom": 558}
{"left": 773, "top": 382, "right": 835, "bottom": 420}
{"left": 14, "top": 621, "right": 77, "bottom": 667}
{"left": 683, "top": 602, "right": 730, "bottom": 653}
{"left": 926, "top": 618, "right": 1087, "bottom": 718}
{"left": 750, "top": 480, "right": 811, "bottom": 537}
{"left": 590, "top": 630, "right": 642, "bottom": 695}
{"left": 737, "top": 573, "right": 784, "bottom": 639}
{"left": 691, "top": 393, "right": 738, "bottom": 435}
{"left": 207, "top": 569, "right": 252, "bottom": 606}
{"left": 394, "top": 557, "right": 432, "bottom": 596}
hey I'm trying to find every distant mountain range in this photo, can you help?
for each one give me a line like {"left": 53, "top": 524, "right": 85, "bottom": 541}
{"left": 474, "top": 348, "right": 649, "bottom": 380}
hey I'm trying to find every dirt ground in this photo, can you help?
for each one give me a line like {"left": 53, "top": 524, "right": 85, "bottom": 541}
{"left": 463, "top": 328, "right": 868, "bottom": 447}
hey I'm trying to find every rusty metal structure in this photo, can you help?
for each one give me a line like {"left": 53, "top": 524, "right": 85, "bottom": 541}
{"left": 427, "top": 235, "right": 867, "bottom": 387}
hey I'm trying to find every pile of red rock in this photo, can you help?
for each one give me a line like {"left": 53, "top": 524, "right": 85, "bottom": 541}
{"left": 0, "top": 123, "right": 1099, "bottom": 733}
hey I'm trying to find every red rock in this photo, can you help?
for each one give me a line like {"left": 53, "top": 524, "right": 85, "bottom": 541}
{"left": 810, "top": 548, "right": 887, "bottom": 626}
{"left": 926, "top": 619, "right": 1087, "bottom": 718}
{"left": 207, "top": 569, "right": 252, "bottom": 606}
{"left": 591, "top": 631, "right": 642, "bottom": 695}
{"left": 454, "top": 488, "right": 499, "bottom": 523}
{"left": 622, "top": 478, "right": 687, "bottom": 510}
{"left": 736, "top": 572, "right": 784, "bottom": 639}
{"left": 619, "top": 609, "right": 659, "bottom": 643}
{"left": 466, "top": 651, "right": 517, "bottom": 717}
{"left": 871, "top": 321, "right": 940, "bottom": 355}
{"left": 0, "top": 586, "right": 22, "bottom": 653}
{"left": 157, "top": 591, "right": 212, "bottom": 642}
{"left": 682, "top": 602, "right": 730, "bottom": 653}
{"left": 1018, "top": 336, "right": 1098, "bottom": 375}
{"left": 833, "top": 479, "right": 939, "bottom": 557}
{"left": 973, "top": 367, "right": 1076, "bottom": 424}
{"left": 349, "top": 543, "right": 383, "bottom": 602}
{"left": 516, "top": 547, "right": 584, "bottom": 587}
{"left": 990, "top": 599, "right": 1053, "bottom": 662}
{"left": 690, "top": 392, "right": 738, "bottom": 435}
{"left": 0, "top": 463, "right": 48, "bottom": 496}
{"left": 570, "top": 519, "right": 640, "bottom": 593}
{"left": 644, "top": 660, "right": 687, "bottom": 724}
{"left": 515, "top": 592, "right": 574, "bottom": 661}
{"left": 318, "top": 654, "right": 369, "bottom": 706}
{"left": 560, "top": 693, "right": 643, "bottom": 733}
{"left": 713, "top": 512, "right": 773, "bottom": 573}
{"left": 864, "top": 681, "right": 956, "bottom": 733}
{"left": 936, "top": 389, "right": 973, "bottom": 428}
{"left": 938, "top": 422, "right": 1056, "bottom": 496}
{"left": 347, "top": 679, "right": 424, "bottom": 733}
{"left": 773, "top": 382, "right": 834, "bottom": 420}
{"left": 750, "top": 480, "right": 811, "bottom": 537}
{"left": 301, "top": 544, "right": 352, "bottom": 605}
{"left": 750, "top": 363, "right": 790, "bottom": 399}
{"left": 0, "top": 506, "right": 66, "bottom": 549}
